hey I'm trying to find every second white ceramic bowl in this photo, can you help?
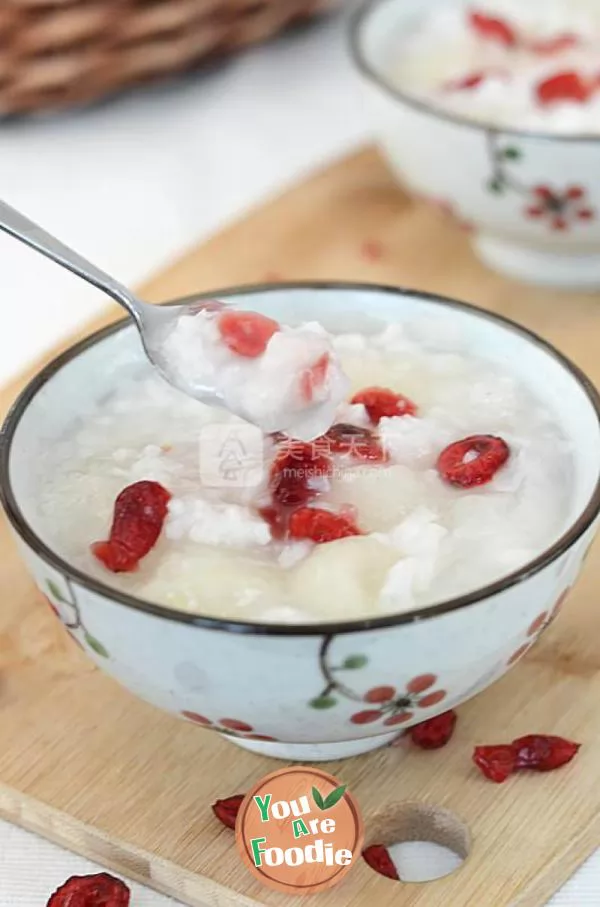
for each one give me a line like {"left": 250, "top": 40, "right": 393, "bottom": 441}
{"left": 351, "top": 0, "right": 600, "bottom": 289}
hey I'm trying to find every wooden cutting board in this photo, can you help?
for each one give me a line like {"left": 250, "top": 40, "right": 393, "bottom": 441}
{"left": 2, "top": 147, "right": 600, "bottom": 907}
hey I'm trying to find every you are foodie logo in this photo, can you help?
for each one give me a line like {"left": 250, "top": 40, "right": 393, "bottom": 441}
{"left": 235, "top": 767, "right": 364, "bottom": 894}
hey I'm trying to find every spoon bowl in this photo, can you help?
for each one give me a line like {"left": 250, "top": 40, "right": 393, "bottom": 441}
{"left": 132, "top": 297, "right": 228, "bottom": 404}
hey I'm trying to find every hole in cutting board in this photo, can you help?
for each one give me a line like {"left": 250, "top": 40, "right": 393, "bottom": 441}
{"left": 387, "top": 840, "right": 464, "bottom": 882}
{"left": 365, "top": 801, "right": 471, "bottom": 883}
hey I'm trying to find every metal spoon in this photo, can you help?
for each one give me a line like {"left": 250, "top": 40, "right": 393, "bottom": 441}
{"left": 0, "top": 199, "right": 226, "bottom": 405}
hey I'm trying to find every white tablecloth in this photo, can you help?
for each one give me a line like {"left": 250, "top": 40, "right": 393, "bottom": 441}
{"left": 0, "top": 11, "right": 596, "bottom": 905}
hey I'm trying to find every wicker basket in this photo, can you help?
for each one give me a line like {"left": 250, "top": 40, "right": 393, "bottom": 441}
{"left": 0, "top": 0, "right": 340, "bottom": 116}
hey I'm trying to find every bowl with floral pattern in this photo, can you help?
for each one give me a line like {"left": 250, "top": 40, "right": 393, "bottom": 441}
{"left": 350, "top": 0, "right": 600, "bottom": 289}
{"left": 1, "top": 282, "right": 600, "bottom": 763}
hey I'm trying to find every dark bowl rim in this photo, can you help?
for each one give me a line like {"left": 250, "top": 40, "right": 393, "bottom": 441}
{"left": 349, "top": 0, "right": 600, "bottom": 145}
{"left": 2, "top": 280, "right": 600, "bottom": 637}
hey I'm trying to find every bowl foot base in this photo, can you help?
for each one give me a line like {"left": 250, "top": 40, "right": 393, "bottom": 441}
{"left": 474, "top": 233, "right": 600, "bottom": 289}
{"left": 227, "top": 732, "right": 400, "bottom": 761}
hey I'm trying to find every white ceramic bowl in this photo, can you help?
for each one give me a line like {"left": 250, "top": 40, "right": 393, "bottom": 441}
{"left": 2, "top": 283, "right": 600, "bottom": 762}
{"left": 350, "top": 0, "right": 600, "bottom": 289}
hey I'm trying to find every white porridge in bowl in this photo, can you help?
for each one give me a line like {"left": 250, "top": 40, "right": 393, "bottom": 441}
{"left": 389, "top": 0, "right": 600, "bottom": 133}
{"left": 34, "top": 310, "right": 573, "bottom": 624}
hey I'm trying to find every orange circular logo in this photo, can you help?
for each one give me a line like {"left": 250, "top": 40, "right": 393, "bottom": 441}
{"left": 235, "top": 767, "right": 364, "bottom": 895}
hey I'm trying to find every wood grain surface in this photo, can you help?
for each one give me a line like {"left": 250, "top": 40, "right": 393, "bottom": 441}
{"left": 1, "top": 147, "right": 600, "bottom": 907}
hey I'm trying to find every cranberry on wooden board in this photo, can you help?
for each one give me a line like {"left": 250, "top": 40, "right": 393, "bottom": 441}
{"left": 212, "top": 794, "right": 245, "bottom": 829}
{"left": 512, "top": 735, "right": 580, "bottom": 772}
{"left": 91, "top": 480, "right": 171, "bottom": 573}
{"left": 473, "top": 735, "right": 580, "bottom": 782}
{"left": 46, "top": 873, "right": 130, "bottom": 906}
{"left": 361, "top": 239, "right": 384, "bottom": 262}
{"left": 410, "top": 710, "right": 458, "bottom": 750}
{"left": 473, "top": 744, "right": 518, "bottom": 783}
{"left": 362, "top": 844, "right": 399, "bottom": 880}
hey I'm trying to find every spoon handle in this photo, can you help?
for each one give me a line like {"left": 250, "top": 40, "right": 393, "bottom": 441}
{"left": 0, "top": 199, "right": 142, "bottom": 320}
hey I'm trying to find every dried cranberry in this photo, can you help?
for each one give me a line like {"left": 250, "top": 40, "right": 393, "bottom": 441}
{"left": 361, "top": 239, "right": 384, "bottom": 262}
{"left": 530, "top": 34, "right": 580, "bottom": 55}
{"left": 322, "top": 423, "right": 388, "bottom": 462}
{"left": 473, "top": 744, "right": 517, "bottom": 783}
{"left": 212, "top": 794, "right": 245, "bottom": 830}
{"left": 91, "top": 480, "right": 171, "bottom": 573}
{"left": 410, "top": 710, "right": 457, "bottom": 750}
{"left": 46, "top": 873, "right": 130, "bottom": 906}
{"left": 436, "top": 435, "right": 509, "bottom": 488}
{"left": 300, "top": 353, "right": 330, "bottom": 402}
{"left": 362, "top": 844, "right": 399, "bottom": 880}
{"left": 351, "top": 387, "right": 417, "bottom": 426}
{"left": 288, "top": 507, "right": 362, "bottom": 543}
{"left": 217, "top": 310, "right": 279, "bottom": 357}
{"left": 536, "top": 71, "right": 591, "bottom": 106}
{"left": 445, "top": 69, "right": 510, "bottom": 92}
{"left": 473, "top": 735, "right": 580, "bottom": 783}
{"left": 468, "top": 10, "right": 517, "bottom": 47}
{"left": 269, "top": 442, "right": 333, "bottom": 507}
{"left": 444, "top": 71, "right": 487, "bottom": 91}
{"left": 512, "top": 734, "right": 580, "bottom": 772}
{"left": 258, "top": 505, "right": 288, "bottom": 540}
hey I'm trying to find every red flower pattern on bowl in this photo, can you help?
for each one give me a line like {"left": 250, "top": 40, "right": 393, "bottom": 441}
{"left": 507, "top": 586, "right": 571, "bottom": 666}
{"left": 525, "top": 185, "right": 595, "bottom": 231}
{"left": 350, "top": 673, "right": 447, "bottom": 727}
{"left": 181, "top": 711, "right": 278, "bottom": 741}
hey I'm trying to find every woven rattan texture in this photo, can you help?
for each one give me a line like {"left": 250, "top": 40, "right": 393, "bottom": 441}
{"left": 0, "top": 0, "right": 338, "bottom": 114}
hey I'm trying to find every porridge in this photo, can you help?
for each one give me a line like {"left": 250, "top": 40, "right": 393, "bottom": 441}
{"left": 388, "top": 1, "right": 600, "bottom": 133}
{"left": 36, "top": 314, "right": 572, "bottom": 623}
